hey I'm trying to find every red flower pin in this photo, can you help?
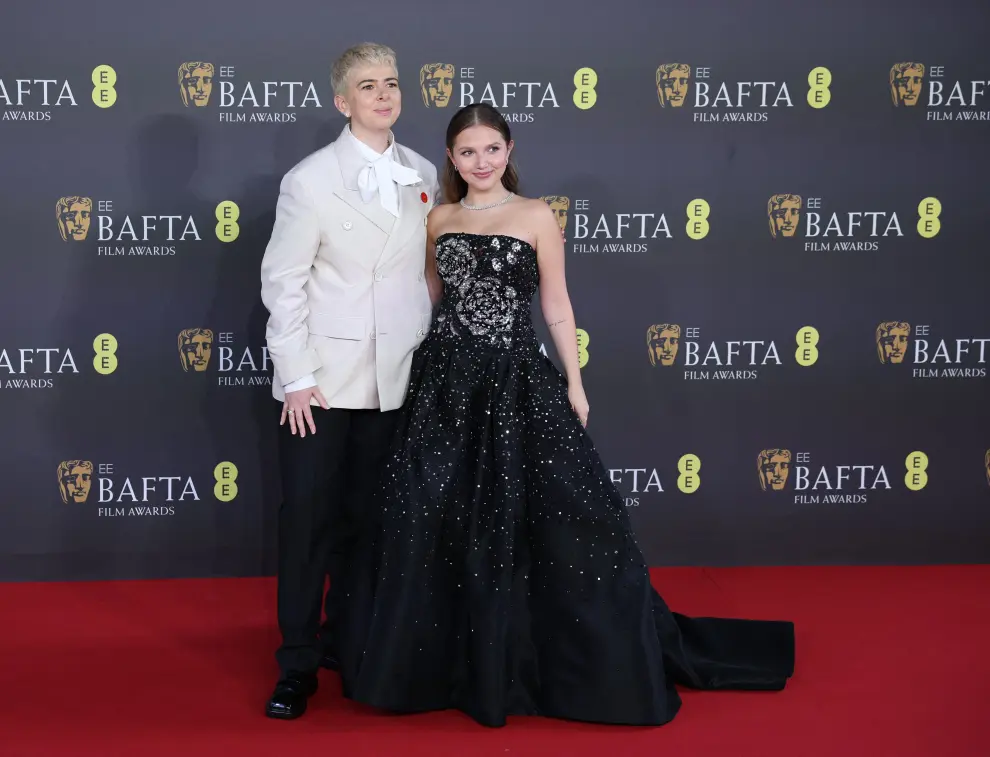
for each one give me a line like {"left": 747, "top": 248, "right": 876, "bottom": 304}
{"left": 421, "top": 192, "right": 429, "bottom": 203}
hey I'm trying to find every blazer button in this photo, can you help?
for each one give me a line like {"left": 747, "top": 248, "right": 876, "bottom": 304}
{"left": 417, "top": 271, "right": 424, "bottom": 281}
{"left": 370, "top": 331, "right": 377, "bottom": 340}
{"left": 374, "top": 271, "right": 383, "bottom": 282}
{"left": 417, "top": 329, "right": 424, "bottom": 337}
{"left": 342, "top": 220, "right": 353, "bottom": 230}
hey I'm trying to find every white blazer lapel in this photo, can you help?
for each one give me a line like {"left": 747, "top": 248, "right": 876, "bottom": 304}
{"left": 330, "top": 130, "right": 396, "bottom": 235}
{"left": 376, "top": 145, "right": 427, "bottom": 267}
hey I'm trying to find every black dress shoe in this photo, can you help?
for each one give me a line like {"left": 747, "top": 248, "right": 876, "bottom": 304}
{"left": 265, "top": 672, "right": 318, "bottom": 719}
{"left": 320, "top": 654, "right": 339, "bottom": 671}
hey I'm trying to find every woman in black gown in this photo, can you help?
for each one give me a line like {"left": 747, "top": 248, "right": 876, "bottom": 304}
{"left": 340, "top": 103, "right": 795, "bottom": 728}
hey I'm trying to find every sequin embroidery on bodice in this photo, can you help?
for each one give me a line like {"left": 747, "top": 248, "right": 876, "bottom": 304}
{"left": 430, "top": 232, "right": 540, "bottom": 352}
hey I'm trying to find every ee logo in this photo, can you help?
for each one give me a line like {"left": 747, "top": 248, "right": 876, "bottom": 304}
{"left": 807, "top": 66, "right": 831, "bottom": 109}
{"left": 573, "top": 67, "right": 597, "bottom": 110}
{"left": 91, "top": 65, "right": 117, "bottom": 108}
{"left": 795, "top": 326, "right": 819, "bottom": 366}
{"left": 215, "top": 200, "right": 240, "bottom": 242}
{"left": 677, "top": 454, "right": 701, "bottom": 494}
{"left": 214, "top": 461, "right": 239, "bottom": 501}
{"left": 93, "top": 333, "right": 118, "bottom": 375}
{"left": 576, "top": 328, "right": 590, "bottom": 368}
{"left": 905, "top": 451, "right": 928, "bottom": 491}
{"left": 917, "top": 197, "right": 941, "bottom": 238}
{"left": 686, "top": 199, "right": 710, "bottom": 239}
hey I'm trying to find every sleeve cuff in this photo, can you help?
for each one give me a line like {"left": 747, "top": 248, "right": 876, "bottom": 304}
{"left": 284, "top": 373, "right": 317, "bottom": 393}
{"left": 273, "top": 347, "right": 322, "bottom": 387}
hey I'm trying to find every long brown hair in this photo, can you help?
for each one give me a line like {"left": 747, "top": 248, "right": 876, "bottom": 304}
{"left": 441, "top": 103, "right": 520, "bottom": 204}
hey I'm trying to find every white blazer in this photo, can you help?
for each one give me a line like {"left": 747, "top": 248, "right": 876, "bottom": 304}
{"left": 260, "top": 126, "right": 438, "bottom": 411}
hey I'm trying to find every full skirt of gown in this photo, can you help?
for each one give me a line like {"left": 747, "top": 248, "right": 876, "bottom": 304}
{"left": 336, "top": 233, "right": 794, "bottom": 727}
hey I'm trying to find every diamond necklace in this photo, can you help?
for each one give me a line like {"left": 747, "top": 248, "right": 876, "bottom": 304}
{"left": 460, "top": 192, "right": 515, "bottom": 210}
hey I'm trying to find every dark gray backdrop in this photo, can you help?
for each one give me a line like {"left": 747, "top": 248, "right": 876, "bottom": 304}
{"left": 2, "top": 0, "right": 988, "bottom": 581}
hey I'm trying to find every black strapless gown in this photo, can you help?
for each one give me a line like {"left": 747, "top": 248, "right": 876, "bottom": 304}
{"left": 339, "top": 232, "right": 794, "bottom": 728}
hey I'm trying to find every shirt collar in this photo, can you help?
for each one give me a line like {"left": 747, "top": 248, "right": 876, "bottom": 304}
{"left": 345, "top": 123, "right": 396, "bottom": 164}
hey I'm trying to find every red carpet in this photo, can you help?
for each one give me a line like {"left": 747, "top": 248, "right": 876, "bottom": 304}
{"left": 1, "top": 566, "right": 986, "bottom": 757}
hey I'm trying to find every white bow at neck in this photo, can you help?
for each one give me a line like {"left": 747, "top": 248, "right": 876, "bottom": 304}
{"left": 346, "top": 125, "right": 421, "bottom": 217}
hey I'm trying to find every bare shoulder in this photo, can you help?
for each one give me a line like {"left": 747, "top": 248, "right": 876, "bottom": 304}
{"left": 516, "top": 196, "right": 552, "bottom": 215}
{"left": 428, "top": 201, "right": 457, "bottom": 223}
{"left": 427, "top": 201, "right": 458, "bottom": 236}
{"left": 514, "top": 196, "right": 558, "bottom": 234}
{"left": 515, "top": 196, "right": 556, "bottom": 227}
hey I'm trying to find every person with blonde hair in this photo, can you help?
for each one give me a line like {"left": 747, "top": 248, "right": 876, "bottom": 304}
{"left": 260, "top": 41, "right": 439, "bottom": 719}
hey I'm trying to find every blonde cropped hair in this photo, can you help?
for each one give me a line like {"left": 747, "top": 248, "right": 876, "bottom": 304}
{"left": 331, "top": 43, "right": 397, "bottom": 97}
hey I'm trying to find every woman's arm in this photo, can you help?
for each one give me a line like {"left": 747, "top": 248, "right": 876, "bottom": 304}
{"left": 535, "top": 203, "right": 582, "bottom": 388}
{"left": 425, "top": 208, "right": 445, "bottom": 307}
{"left": 535, "top": 202, "right": 589, "bottom": 425}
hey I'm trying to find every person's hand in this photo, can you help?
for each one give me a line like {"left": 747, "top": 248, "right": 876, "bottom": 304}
{"left": 280, "top": 387, "right": 330, "bottom": 437}
{"left": 568, "top": 384, "right": 589, "bottom": 428}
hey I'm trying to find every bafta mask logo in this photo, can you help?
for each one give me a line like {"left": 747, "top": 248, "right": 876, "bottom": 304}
{"left": 656, "top": 63, "right": 690, "bottom": 108}
{"left": 647, "top": 324, "right": 681, "bottom": 367}
{"left": 540, "top": 195, "right": 570, "bottom": 233}
{"left": 178, "top": 328, "right": 214, "bottom": 372}
{"left": 768, "top": 194, "right": 802, "bottom": 238}
{"left": 58, "top": 460, "right": 93, "bottom": 504}
{"left": 56, "top": 196, "right": 93, "bottom": 241}
{"left": 758, "top": 449, "right": 791, "bottom": 491}
{"left": 420, "top": 63, "right": 455, "bottom": 108}
{"left": 890, "top": 62, "right": 924, "bottom": 107}
{"left": 179, "top": 61, "right": 215, "bottom": 107}
{"left": 876, "top": 321, "right": 911, "bottom": 365}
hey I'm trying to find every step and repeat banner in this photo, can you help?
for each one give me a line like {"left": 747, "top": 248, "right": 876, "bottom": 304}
{"left": 2, "top": 1, "right": 988, "bottom": 580}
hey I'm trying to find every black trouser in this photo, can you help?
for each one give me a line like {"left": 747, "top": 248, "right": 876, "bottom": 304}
{"left": 274, "top": 406, "right": 398, "bottom": 677}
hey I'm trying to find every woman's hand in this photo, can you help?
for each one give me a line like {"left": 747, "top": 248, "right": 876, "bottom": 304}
{"left": 568, "top": 384, "right": 589, "bottom": 428}
{"left": 280, "top": 387, "right": 330, "bottom": 437}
